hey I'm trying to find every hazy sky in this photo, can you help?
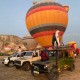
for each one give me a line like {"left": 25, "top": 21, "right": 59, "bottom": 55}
{"left": 0, "top": 0, "right": 80, "bottom": 46}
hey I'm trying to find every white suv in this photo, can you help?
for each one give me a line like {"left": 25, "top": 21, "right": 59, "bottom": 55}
{"left": 14, "top": 51, "right": 41, "bottom": 71}
{"left": 2, "top": 51, "right": 30, "bottom": 67}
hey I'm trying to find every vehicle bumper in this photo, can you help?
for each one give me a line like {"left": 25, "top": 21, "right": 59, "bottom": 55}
{"left": 2, "top": 60, "right": 9, "bottom": 65}
{"left": 31, "top": 65, "right": 48, "bottom": 74}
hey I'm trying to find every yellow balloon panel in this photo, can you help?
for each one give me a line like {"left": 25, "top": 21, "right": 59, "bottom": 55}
{"left": 26, "top": 2, "right": 69, "bottom": 47}
{"left": 68, "top": 41, "right": 77, "bottom": 49}
{"left": 35, "top": 35, "right": 52, "bottom": 47}
{"left": 26, "top": 10, "right": 68, "bottom": 31}
{"left": 35, "top": 35, "right": 62, "bottom": 47}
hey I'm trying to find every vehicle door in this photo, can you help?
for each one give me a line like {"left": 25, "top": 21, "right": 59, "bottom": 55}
{"left": 32, "top": 52, "right": 41, "bottom": 61}
{"left": 23, "top": 52, "right": 32, "bottom": 59}
{"left": 64, "top": 51, "right": 74, "bottom": 66}
{"left": 10, "top": 53, "right": 20, "bottom": 61}
{"left": 58, "top": 51, "right": 65, "bottom": 69}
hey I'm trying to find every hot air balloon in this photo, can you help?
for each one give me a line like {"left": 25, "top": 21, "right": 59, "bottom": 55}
{"left": 23, "top": 35, "right": 38, "bottom": 50}
{"left": 68, "top": 41, "right": 77, "bottom": 50}
{"left": 67, "top": 41, "right": 77, "bottom": 58}
{"left": 25, "top": 1, "right": 69, "bottom": 48}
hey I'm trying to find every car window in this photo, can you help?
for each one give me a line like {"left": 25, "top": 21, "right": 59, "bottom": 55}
{"left": 32, "top": 52, "right": 38, "bottom": 57}
{"left": 58, "top": 50, "right": 69, "bottom": 59}
{"left": 21, "top": 52, "right": 26, "bottom": 56}
{"left": 12, "top": 53, "right": 18, "bottom": 57}
{"left": 48, "top": 51, "right": 56, "bottom": 57}
{"left": 24, "top": 52, "right": 32, "bottom": 56}
{"left": 16, "top": 52, "right": 24, "bottom": 57}
{"left": 58, "top": 51, "right": 64, "bottom": 59}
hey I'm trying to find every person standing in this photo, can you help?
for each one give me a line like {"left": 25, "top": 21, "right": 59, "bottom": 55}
{"left": 18, "top": 46, "right": 22, "bottom": 52}
{"left": 18, "top": 46, "right": 22, "bottom": 57}
{"left": 52, "top": 28, "right": 60, "bottom": 48}
{"left": 40, "top": 49, "right": 49, "bottom": 61}
{"left": 52, "top": 28, "right": 60, "bottom": 66}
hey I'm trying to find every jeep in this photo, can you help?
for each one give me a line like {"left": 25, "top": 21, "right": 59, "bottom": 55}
{"left": 31, "top": 47, "right": 75, "bottom": 80}
{"left": 14, "top": 50, "right": 41, "bottom": 71}
{"left": 2, "top": 51, "right": 30, "bottom": 67}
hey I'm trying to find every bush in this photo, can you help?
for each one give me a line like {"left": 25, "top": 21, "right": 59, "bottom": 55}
{"left": 0, "top": 52, "right": 10, "bottom": 56}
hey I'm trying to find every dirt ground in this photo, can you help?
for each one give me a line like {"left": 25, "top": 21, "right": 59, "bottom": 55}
{"left": 0, "top": 56, "right": 80, "bottom": 80}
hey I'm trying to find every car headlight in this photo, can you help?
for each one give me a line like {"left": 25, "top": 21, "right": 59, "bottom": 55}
{"left": 4, "top": 59, "right": 9, "bottom": 62}
{"left": 31, "top": 62, "right": 32, "bottom": 65}
{"left": 32, "top": 64, "right": 34, "bottom": 67}
{"left": 44, "top": 65, "right": 48, "bottom": 69}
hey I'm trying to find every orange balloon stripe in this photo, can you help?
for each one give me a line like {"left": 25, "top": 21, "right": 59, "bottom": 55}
{"left": 26, "top": 10, "right": 68, "bottom": 30}
{"left": 34, "top": 35, "right": 62, "bottom": 47}
{"left": 35, "top": 35, "right": 53, "bottom": 47}
{"left": 32, "top": 31, "right": 64, "bottom": 38}
{"left": 26, "top": 5, "right": 66, "bottom": 18}
{"left": 29, "top": 24, "right": 66, "bottom": 35}
{"left": 26, "top": 2, "right": 68, "bottom": 48}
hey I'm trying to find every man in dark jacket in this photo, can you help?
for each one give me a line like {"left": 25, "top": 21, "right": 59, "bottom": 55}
{"left": 40, "top": 49, "right": 49, "bottom": 61}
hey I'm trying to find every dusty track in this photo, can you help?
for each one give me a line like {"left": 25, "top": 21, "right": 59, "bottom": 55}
{"left": 0, "top": 56, "right": 80, "bottom": 80}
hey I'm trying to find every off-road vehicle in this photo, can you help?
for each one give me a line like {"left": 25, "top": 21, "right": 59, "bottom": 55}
{"left": 31, "top": 47, "right": 75, "bottom": 80}
{"left": 14, "top": 51, "right": 41, "bottom": 71}
{"left": 2, "top": 51, "right": 29, "bottom": 67}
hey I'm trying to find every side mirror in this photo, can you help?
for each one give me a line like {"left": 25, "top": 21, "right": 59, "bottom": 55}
{"left": 17, "top": 55, "right": 19, "bottom": 57}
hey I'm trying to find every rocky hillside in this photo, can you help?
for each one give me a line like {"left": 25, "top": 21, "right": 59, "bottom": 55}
{"left": 0, "top": 35, "right": 26, "bottom": 52}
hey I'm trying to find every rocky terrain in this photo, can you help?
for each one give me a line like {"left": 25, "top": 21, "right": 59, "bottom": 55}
{"left": 0, "top": 35, "right": 26, "bottom": 52}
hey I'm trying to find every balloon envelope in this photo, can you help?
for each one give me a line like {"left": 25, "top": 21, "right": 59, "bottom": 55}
{"left": 23, "top": 35, "right": 38, "bottom": 50}
{"left": 26, "top": 2, "right": 69, "bottom": 47}
{"left": 68, "top": 41, "right": 77, "bottom": 49}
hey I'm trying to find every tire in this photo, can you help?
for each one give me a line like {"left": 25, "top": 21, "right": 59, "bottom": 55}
{"left": 15, "top": 66, "right": 21, "bottom": 69}
{"left": 22, "top": 62, "right": 31, "bottom": 71}
{"left": 48, "top": 66, "right": 59, "bottom": 80}
{"left": 4, "top": 64, "right": 9, "bottom": 67}
{"left": 31, "top": 68, "right": 35, "bottom": 76}
{"left": 8, "top": 61, "right": 14, "bottom": 67}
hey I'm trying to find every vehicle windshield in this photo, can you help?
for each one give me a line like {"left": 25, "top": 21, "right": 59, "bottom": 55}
{"left": 48, "top": 50, "right": 56, "bottom": 57}
{"left": 48, "top": 50, "right": 57, "bottom": 61}
{"left": 12, "top": 53, "right": 18, "bottom": 57}
{"left": 24, "top": 52, "right": 32, "bottom": 56}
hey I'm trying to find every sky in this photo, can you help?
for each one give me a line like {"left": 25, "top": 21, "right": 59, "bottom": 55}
{"left": 0, "top": 0, "right": 80, "bottom": 47}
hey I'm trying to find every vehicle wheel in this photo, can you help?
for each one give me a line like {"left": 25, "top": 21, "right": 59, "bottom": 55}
{"left": 8, "top": 61, "right": 14, "bottom": 67}
{"left": 4, "top": 64, "right": 9, "bottom": 67}
{"left": 31, "top": 68, "right": 35, "bottom": 76}
{"left": 48, "top": 66, "right": 59, "bottom": 80}
{"left": 68, "top": 64, "right": 75, "bottom": 71}
{"left": 22, "top": 63, "right": 31, "bottom": 71}
{"left": 15, "top": 66, "right": 21, "bottom": 69}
